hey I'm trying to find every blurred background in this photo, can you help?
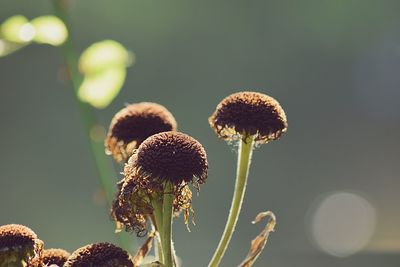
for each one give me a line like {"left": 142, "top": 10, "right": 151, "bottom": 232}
{"left": 1, "top": 0, "right": 400, "bottom": 266}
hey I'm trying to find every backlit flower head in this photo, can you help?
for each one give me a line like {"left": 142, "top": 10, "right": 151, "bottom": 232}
{"left": 64, "top": 243, "right": 133, "bottom": 267}
{"left": 105, "top": 102, "right": 177, "bottom": 162}
{"left": 126, "top": 131, "right": 208, "bottom": 187}
{"left": 42, "top": 248, "right": 70, "bottom": 266}
{"left": 209, "top": 91, "right": 287, "bottom": 144}
{"left": 0, "top": 224, "right": 43, "bottom": 266}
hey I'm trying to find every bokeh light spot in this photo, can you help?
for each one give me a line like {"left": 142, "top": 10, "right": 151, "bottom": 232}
{"left": 310, "top": 191, "right": 376, "bottom": 257}
{"left": 19, "top": 23, "right": 36, "bottom": 42}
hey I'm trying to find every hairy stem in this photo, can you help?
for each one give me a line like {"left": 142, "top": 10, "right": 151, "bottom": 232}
{"left": 162, "top": 182, "right": 175, "bottom": 267}
{"left": 208, "top": 135, "right": 254, "bottom": 267}
{"left": 151, "top": 196, "right": 165, "bottom": 264}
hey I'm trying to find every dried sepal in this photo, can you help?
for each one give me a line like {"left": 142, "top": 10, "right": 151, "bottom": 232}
{"left": 132, "top": 232, "right": 155, "bottom": 267}
{"left": 111, "top": 178, "right": 151, "bottom": 237}
{"left": 238, "top": 211, "right": 276, "bottom": 267}
{"left": 111, "top": 176, "right": 195, "bottom": 235}
{"left": 141, "top": 262, "right": 162, "bottom": 267}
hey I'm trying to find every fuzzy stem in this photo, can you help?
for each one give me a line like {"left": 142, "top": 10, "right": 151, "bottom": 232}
{"left": 208, "top": 135, "right": 254, "bottom": 267}
{"left": 151, "top": 196, "right": 165, "bottom": 264}
{"left": 162, "top": 182, "right": 175, "bottom": 267}
{"left": 51, "top": 0, "right": 131, "bottom": 251}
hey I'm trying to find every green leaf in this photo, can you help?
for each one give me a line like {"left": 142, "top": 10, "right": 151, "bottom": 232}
{"left": 0, "top": 39, "right": 27, "bottom": 57}
{"left": 30, "top": 16, "right": 68, "bottom": 46}
{"left": 77, "top": 40, "right": 134, "bottom": 109}
{"left": 79, "top": 40, "right": 133, "bottom": 74}
{"left": 78, "top": 67, "right": 126, "bottom": 109}
{"left": 1, "top": 15, "right": 34, "bottom": 43}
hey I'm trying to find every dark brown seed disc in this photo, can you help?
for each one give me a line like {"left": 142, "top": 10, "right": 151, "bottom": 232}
{"left": 42, "top": 248, "right": 70, "bottom": 266}
{"left": 209, "top": 91, "right": 287, "bottom": 143}
{"left": 0, "top": 224, "right": 37, "bottom": 250}
{"left": 64, "top": 243, "right": 133, "bottom": 267}
{"left": 105, "top": 102, "right": 177, "bottom": 162}
{"left": 133, "top": 131, "right": 208, "bottom": 185}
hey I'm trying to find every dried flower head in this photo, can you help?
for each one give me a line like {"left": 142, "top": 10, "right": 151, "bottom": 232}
{"left": 0, "top": 224, "right": 43, "bottom": 266}
{"left": 126, "top": 131, "right": 208, "bottom": 187}
{"left": 105, "top": 102, "right": 177, "bottom": 162}
{"left": 64, "top": 243, "right": 133, "bottom": 267}
{"left": 209, "top": 91, "right": 288, "bottom": 144}
{"left": 42, "top": 248, "right": 70, "bottom": 266}
{"left": 111, "top": 177, "right": 193, "bottom": 236}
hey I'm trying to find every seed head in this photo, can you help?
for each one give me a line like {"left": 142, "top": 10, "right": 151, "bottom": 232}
{"left": 0, "top": 224, "right": 37, "bottom": 250}
{"left": 64, "top": 243, "right": 133, "bottom": 267}
{"left": 0, "top": 224, "right": 42, "bottom": 266}
{"left": 105, "top": 102, "right": 177, "bottom": 162}
{"left": 42, "top": 248, "right": 70, "bottom": 266}
{"left": 126, "top": 131, "right": 208, "bottom": 186}
{"left": 209, "top": 91, "right": 287, "bottom": 144}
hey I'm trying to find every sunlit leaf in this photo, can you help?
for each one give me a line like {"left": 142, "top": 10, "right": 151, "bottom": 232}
{"left": 0, "top": 39, "right": 27, "bottom": 57}
{"left": 1, "top": 15, "right": 34, "bottom": 43}
{"left": 79, "top": 40, "right": 133, "bottom": 74}
{"left": 78, "top": 67, "right": 126, "bottom": 109}
{"left": 30, "top": 16, "right": 68, "bottom": 46}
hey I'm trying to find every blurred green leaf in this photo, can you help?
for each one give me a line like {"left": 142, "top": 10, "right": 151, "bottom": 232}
{"left": 0, "top": 39, "right": 27, "bottom": 57}
{"left": 79, "top": 40, "right": 133, "bottom": 74}
{"left": 30, "top": 16, "right": 68, "bottom": 46}
{"left": 78, "top": 67, "right": 126, "bottom": 109}
{"left": 77, "top": 40, "right": 134, "bottom": 109}
{"left": 1, "top": 15, "right": 34, "bottom": 43}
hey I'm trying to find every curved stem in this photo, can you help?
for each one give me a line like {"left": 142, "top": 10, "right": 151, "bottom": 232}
{"left": 162, "top": 182, "right": 175, "bottom": 267}
{"left": 52, "top": 0, "right": 115, "bottom": 206}
{"left": 208, "top": 135, "right": 254, "bottom": 267}
{"left": 52, "top": 0, "right": 131, "bottom": 251}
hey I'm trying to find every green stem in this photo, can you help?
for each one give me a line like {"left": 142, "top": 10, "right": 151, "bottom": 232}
{"left": 52, "top": 0, "right": 131, "bottom": 251}
{"left": 208, "top": 135, "right": 254, "bottom": 267}
{"left": 162, "top": 182, "right": 175, "bottom": 267}
{"left": 151, "top": 196, "right": 165, "bottom": 264}
{"left": 52, "top": 0, "right": 115, "bottom": 205}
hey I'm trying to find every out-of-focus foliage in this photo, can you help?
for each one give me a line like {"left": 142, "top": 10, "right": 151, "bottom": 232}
{"left": 1, "top": 15, "right": 131, "bottom": 109}
{"left": 30, "top": 16, "right": 68, "bottom": 46}
{"left": 1, "top": 15, "right": 32, "bottom": 43}
{"left": 79, "top": 40, "right": 132, "bottom": 73}
{"left": 79, "top": 67, "right": 127, "bottom": 109}
{"left": 78, "top": 40, "right": 134, "bottom": 109}
{"left": 0, "top": 15, "right": 67, "bottom": 57}
{"left": 0, "top": 15, "right": 31, "bottom": 57}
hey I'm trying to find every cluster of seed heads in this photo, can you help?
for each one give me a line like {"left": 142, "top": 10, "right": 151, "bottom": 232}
{"left": 2, "top": 91, "right": 287, "bottom": 266}
{"left": 0, "top": 224, "right": 132, "bottom": 267}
